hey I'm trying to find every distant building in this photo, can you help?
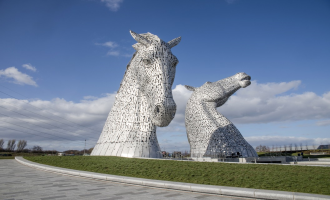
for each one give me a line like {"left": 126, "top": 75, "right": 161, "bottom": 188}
{"left": 58, "top": 153, "right": 66, "bottom": 156}
{"left": 317, "top": 145, "right": 330, "bottom": 150}
{"left": 173, "top": 151, "right": 182, "bottom": 158}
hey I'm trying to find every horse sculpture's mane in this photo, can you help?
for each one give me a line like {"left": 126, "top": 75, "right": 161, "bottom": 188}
{"left": 118, "top": 33, "right": 159, "bottom": 94}
{"left": 92, "top": 31, "right": 180, "bottom": 158}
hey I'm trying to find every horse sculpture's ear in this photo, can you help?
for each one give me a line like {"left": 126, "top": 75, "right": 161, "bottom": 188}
{"left": 130, "top": 30, "right": 151, "bottom": 46}
{"left": 184, "top": 85, "right": 195, "bottom": 91}
{"left": 168, "top": 36, "right": 181, "bottom": 48}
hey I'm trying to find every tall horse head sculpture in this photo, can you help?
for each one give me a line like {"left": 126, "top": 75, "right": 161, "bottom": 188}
{"left": 92, "top": 31, "right": 181, "bottom": 158}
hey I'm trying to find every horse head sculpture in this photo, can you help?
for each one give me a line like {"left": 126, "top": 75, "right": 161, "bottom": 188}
{"left": 185, "top": 72, "right": 257, "bottom": 158}
{"left": 92, "top": 31, "right": 181, "bottom": 158}
{"left": 128, "top": 31, "right": 181, "bottom": 127}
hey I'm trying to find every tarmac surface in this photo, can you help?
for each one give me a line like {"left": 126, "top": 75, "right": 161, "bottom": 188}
{"left": 0, "top": 159, "right": 248, "bottom": 200}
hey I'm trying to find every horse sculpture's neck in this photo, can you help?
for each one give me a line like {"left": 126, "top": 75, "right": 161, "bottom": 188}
{"left": 115, "top": 58, "right": 156, "bottom": 136}
{"left": 185, "top": 82, "right": 236, "bottom": 157}
{"left": 92, "top": 54, "right": 160, "bottom": 158}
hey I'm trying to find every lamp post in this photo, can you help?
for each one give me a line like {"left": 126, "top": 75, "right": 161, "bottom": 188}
{"left": 84, "top": 139, "right": 86, "bottom": 156}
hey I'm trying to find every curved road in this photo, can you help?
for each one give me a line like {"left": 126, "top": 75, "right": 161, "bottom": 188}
{"left": 0, "top": 159, "right": 248, "bottom": 200}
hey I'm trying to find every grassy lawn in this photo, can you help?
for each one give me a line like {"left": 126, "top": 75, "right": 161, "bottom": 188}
{"left": 0, "top": 157, "right": 14, "bottom": 159}
{"left": 25, "top": 156, "right": 330, "bottom": 195}
{"left": 0, "top": 152, "right": 47, "bottom": 159}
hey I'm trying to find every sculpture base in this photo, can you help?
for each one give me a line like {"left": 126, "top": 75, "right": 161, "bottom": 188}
{"left": 91, "top": 142, "right": 162, "bottom": 158}
{"left": 191, "top": 156, "right": 300, "bottom": 164}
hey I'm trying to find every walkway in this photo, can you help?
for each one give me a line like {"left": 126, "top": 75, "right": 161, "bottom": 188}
{"left": 0, "top": 159, "right": 246, "bottom": 200}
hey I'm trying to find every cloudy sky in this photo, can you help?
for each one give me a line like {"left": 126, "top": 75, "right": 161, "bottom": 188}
{"left": 0, "top": 0, "right": 329, "bottom": 152}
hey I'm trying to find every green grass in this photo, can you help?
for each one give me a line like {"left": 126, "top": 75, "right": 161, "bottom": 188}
{"left": 0, "top": 152, "right": 47, "bottom": 159}
{"left": 24, "top": 156, "right": 330, "bottom": 195}
{"left": 0, "top": 157, "right": 14, "bottom": 159}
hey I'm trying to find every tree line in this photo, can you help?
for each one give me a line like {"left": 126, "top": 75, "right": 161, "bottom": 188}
{"left": 0, "top": 139, "right": 47, "bottom": 153}
{"left": 254, "top": 143, "right": 324, "bottom": 153}
{"left": 0, "top": 139, "right": 95, "bottom": 155}
{"left": 63, "top": 148, "right": 94, "bottom": 155}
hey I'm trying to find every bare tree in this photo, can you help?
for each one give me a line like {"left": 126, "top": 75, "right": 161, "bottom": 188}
{"left": 312, "top": 144, "right": 316, "bottom": 151}
{"left": 16, "top": 140, "right": 27, "bottom": 152}
{"left": 0, "top": 139, "right": 4, "bottom": 150}
{"left": 6, "top": 140, "right": 16, "bottom": 152}
{"left": 256, "top": 145, "right": 268, "bottom": 152}
{"left": 264, "top": 145, "right": 269, "bottom": 152}
{"left": 294, "top": 144, "right": 298, "bottom": 151}
{"left": 21, "top": 148, "right": 30, "bottom": 153}
{"left": 255, "top": 145, "right": 260, "bottom": 152}
{"left": 44, "top": 150, "right": 58, "bottom": 155}
{"left": 255, "top": 145, "right": 270, "bottom": 153}
{"left": 289, "top": 143, "right": 292, "bottom": 152}
{"left": 305, "top": 143, "right": 308, "bottom": 150}
{"left": 300, "top": 143, "right": 303, "bottom": 151}
{"left": 32, "top": 146, "right": 43, "bottom": 153}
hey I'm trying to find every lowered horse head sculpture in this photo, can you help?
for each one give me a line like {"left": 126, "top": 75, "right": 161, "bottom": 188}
{"left": 91, "top": 31, "right": 181, "bottom": 158}
{"left": 185, "top": 72, "right": 258, "bottom": 158}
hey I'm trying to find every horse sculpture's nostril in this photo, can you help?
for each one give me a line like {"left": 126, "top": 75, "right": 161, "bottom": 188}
{"left": 155, "top": 105, "right": 161, "bottom": 114}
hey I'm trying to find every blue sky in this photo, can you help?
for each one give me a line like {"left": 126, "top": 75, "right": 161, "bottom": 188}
{"left": 0, "top": 0, "right": 329, "bottom": 152}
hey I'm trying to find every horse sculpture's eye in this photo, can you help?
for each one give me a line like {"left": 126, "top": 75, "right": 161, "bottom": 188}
{"left": 143, "top": 59, "right": 152, "bottom": 65}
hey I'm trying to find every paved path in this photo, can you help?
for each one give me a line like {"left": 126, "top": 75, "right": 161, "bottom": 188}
{"left": 0, "top": 160, "right": 247, "bottom": 200}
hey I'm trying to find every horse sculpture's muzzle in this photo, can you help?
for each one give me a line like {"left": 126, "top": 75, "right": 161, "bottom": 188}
{"left": 236, "top": 72, "right": 251, "bottom": 88}
{"left": 152, "top": 100, "right": 176, "bottom": 127}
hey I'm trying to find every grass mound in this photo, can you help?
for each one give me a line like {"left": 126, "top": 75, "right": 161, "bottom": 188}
{"left": 25, "top": 156, "right": 330, "bottom": 195}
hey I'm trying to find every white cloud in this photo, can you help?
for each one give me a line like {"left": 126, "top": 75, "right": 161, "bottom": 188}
{"left": 101, "top": 0, "right": 123, "bottom": 11}
{"left": 95, "top": 41, "right": 118, "bottom": 49}
{"left": 83, "top": 95, "right": 98, "bottom": 100}
{"left": 1, "top": 80, "right": 329, "bottom": 151}
{"left": 0, "top": 93, "right": 116, "bottom": 151}
{"left": 103, "top": 41, "right": 118, "bottom": 48}
{"left": 95, "top": 41, "right": 129, "bottom": 57}
{"left": 220, "top": 81, "right": 330, "bottom": 124}
{"left": 22, "top": 63, "right": 36, "bottom": 72}
{"left": 316, "top": 120, "right": 330, "bottom": 126}
{"left": 171, "top": 84, "right": 193, "bottom": 125}
{"left": 107, "top": 51, "right": 120, "bottom": 56}
{"left": 0, "top": 67, "right": 38, "bottom": 87}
